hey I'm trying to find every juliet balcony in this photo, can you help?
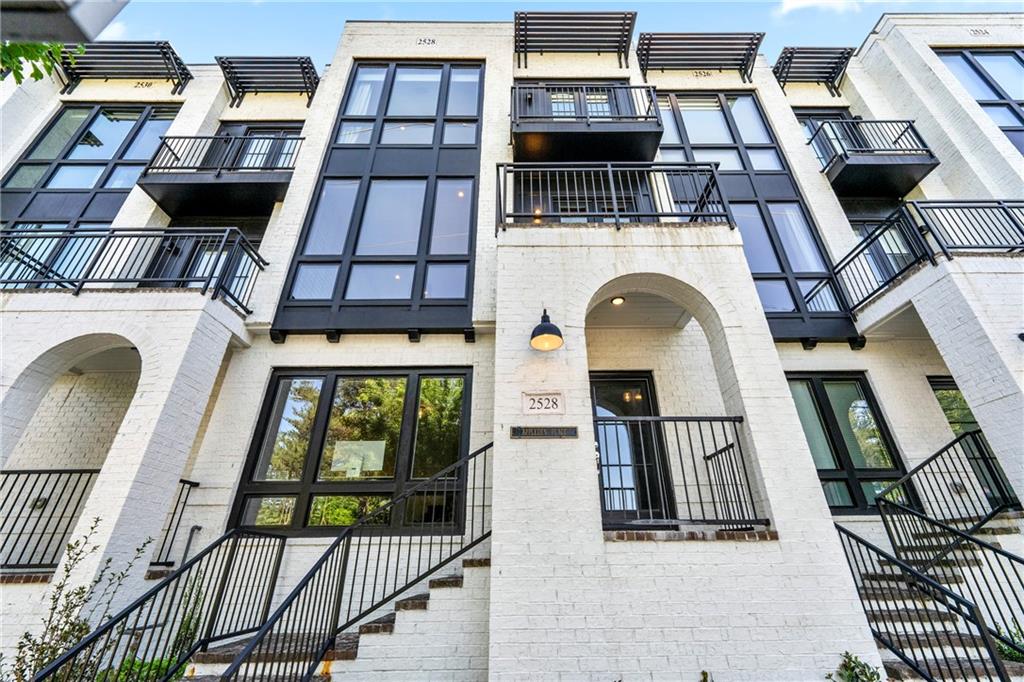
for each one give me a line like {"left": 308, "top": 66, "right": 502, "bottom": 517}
{"left": 0, "top": 226, "right": 267, "bottom": 314}
{"left": 807, "top": 119, "right": 939, "bottom": 197}
{"left": 496, "top": 162, "right": 730, "bottom": 228}
{"left": 137, "top": 134, "right": 302, "bottom": 217}
{"left": 510, "top": 84, "right": 663, "bottom": 162}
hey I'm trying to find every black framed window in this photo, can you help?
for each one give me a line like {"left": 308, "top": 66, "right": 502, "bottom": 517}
{"left": 937, "top": 49, "right": 1024, "bottom": 154}
{"left": 787, "top": 373, "right": 906, "bottom": 513}
{"left": 928, "top": 376, "right": 980, "bottom": 436}
{"left": 657, "top": 92, "right": 852, "bottom": 340}
{"left": 275, "top": 62, "right": 483, "bottom": 336}
{"left": 231, "top": 367, "right": 471, "bottom": 535}
{"left": 2, "top": 104, "right": 180, "bottom": 227}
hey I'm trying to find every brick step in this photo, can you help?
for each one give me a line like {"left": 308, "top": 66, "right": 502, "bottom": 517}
{"left": 193, "top": 632, "right": 359, "bottom": 665}
{"left": 860, "top": 571, "right": 964, "bottom": 587}
{"left": 882, "top": 657, "right": 1024, "bottom": 680}
{"left": 189, "top": 676, "right": 330, "bottom": 681}
{"left": 912, "top": 523, "right": 1020, "bottom": 540}
{"left": 877, "top": 630, "right": 990, "bottom": 652}
{"left": 428, "top": 575, "right": 464, "bottom": 589}
{"left": 859, "top": 586, "right": 932, "bottom": 601}
{"left": 880, "top": 556, "right": 982, "bottom": 569}
{"left": 358, "top": 612, "right": 396, "bottom": 635}
{"left": 393, "top": 593, "right": 429, "bottom": 611}
{"left": 894, "top": 540, "right": 1001, "bottom": 553}
{"left": 867, "top": 609, "right": 959, "bottom": 625}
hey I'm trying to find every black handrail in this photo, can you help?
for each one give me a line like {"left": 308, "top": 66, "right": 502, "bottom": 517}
{"left": 835, "top": 523, "right": 1010, "bottom": 682}
{"left": 496, "top": 162, "right": 731, "bottom": 231}
{"left": 878, "top": 498, "right": 1024, "bottom": 659}
{"left": 221, "top": 442, "right": 494, "bottom": 680}
{"left": 909, "top": 200, "right": 1024, "bottom": 258}
{"left": 510, "top": 83, "right": 660, "bottom": 126}
{"left": 145, "top": 134, "right": 303, "bottom": 174}
{"left": 806, "top": 119, "right": 933, "bottom": 171}
{"left": 151, "top": 479, "right": 200, "bottom": 568}
{"left": 35, "top": 528, "right": 286, "bottom": 681}
{"left": 594, "top": 416, "right": 768, "bottom": 529}
{"left": 0, "top": 227, "right": 267, "bottom": 314}
{"left": 1, "top": 469, "right": 101, "bottom": 570}
{"left": 878, "top": 430, "right": 1019, "bottom": 535}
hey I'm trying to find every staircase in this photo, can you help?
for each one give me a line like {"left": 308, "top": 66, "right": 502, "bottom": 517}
{"left": 837, "top": 431, "right": 1024, "bottom": 681}
{"left": 35, "top": 443, "right": 492, "bottom": 682}
{"left": 186, "top": 557, "right": 491, "bottom": 680}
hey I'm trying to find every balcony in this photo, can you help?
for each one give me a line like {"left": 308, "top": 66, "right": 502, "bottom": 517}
{"left": 833, "top": 200, "right": 1023, "bottom": 311}
{"left": 0, "top": 226, "right": 267, "bottom": 314}
{"left": 137, "top": 134, "right": 302, "bottom": 217}
{"left": 807, "top": 119, "right": 938, "bottom": 197}
{"left": 496, "top": 162, "right": 730, "bottom": 229}
{"left": 510, "top": 84, "right": 663, "bottom": 161}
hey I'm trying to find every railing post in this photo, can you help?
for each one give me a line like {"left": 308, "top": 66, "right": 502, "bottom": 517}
{"left": 201, "top": 530, "right": 240, "bottom": 648}
{"left": 607, "top": 163, "right": 620, "bottom": 229}
{"left": 73, "top": 231, "right": 113, "bottom": 295}
{"left": 202, "top": 230, "right": 230, "bottom": 296}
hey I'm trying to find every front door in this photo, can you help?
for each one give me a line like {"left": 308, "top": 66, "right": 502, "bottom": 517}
{"left": 590, "top": 373, "right": 675, "bottom": 527}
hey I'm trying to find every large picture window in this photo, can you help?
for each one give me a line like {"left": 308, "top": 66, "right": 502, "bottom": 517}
{"left": 275, "top": 62, "right": 483, "bottom": 337}
{"left": 937, "top": 49, "right": 1024, "bottom": 154}
{"left": 232, "top": 368, "right": 471, "bottom": 535}
{"left": 787, "top": 373, "right": 905, "bottom": 513}
{"left": 656, "top": 92, "right": 851, "bottom": 340}
{"left": 1, "top": 104, "right": 179, "bottom": 227}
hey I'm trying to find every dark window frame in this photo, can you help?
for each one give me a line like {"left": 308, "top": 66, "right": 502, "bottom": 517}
{"left": 936, "top": 48, "right": 1024, "bottom": 154}
{"left": 658, "top": 92, "right": 850, "bottom": 334}
{"left": 275, "top": 61, "right": 484, "bottom": 335}
{"left": 230, "top": 366, "right": 473, "bottom": 537}
{"left": 1, "top": 103, "right": 181, "bottom": 227}
{"left": 787, "top": 371, "right": 907, "bottom": 514}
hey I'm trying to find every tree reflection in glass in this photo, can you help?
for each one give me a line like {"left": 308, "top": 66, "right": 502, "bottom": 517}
{"left": 825, "top": 380, "right": 894, "bottom": 469}
{"left": 318, "top": 377, "right": 407, "bottom": 480}
{"left": 253, "top": 378, "right": 323, "bottom": 481}
{"left": 412, "top": 377, "right": 465, "bottom": 478}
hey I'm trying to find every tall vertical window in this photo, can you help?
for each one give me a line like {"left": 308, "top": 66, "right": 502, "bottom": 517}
{"left": 657, "top": 93, "right": 848, "bottom": 338}
{"left": 937, "top": 50, "right": 1024, "bottom": 154}
{"left": 788, "top": 373, "right": 905, "bottom": 513}
{"left": 232, "top": 368, "right": 471, "bottom": 534}
{"left": 276, "top": 62, "right": 483, "bottom": 336}
{"left": 927, "top": 376, "right": 980, "bottom": 436}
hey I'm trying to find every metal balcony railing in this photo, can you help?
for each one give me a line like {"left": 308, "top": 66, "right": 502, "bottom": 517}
{"left": 595, "top": 416, "right": 768, "bottom": 529}
{"left": 0, "top": 227, "right": 267, "bottom": 315}
{"left": 496, "top": 162, "right": 731, "bottom": 230}
{"left": 1, "top": 469, "right": 100, "bottom": 570}
{"left": 145, "top": 134, "right": 302, "bottom": 174}
{"left": 807, "top": 119, "right": 933, "bottom": 170}
{"left": 151, "top": 479, "right": 200, "bottom": 567}
{"left": 511, "top": 83, "right": 659, "bottom": 125}
{"left": 832, "top": 201, "right": 1024, "bottom": 311}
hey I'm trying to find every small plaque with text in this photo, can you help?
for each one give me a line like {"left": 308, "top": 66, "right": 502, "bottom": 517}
{"left": 510, "top": 426, "right": 579, "bottom": 439}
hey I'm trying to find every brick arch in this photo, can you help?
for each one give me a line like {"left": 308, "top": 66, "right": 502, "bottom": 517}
{"left": 0, "top": 328, "right": 160, "bottom": 465}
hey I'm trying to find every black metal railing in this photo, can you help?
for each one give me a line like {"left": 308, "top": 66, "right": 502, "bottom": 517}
{"left": 221, "top": 443, "right": 493, "bottom": 681}
{"left": 832, "top": 207, "right": 933, "bottom": 310}
{"left": 1, "top": 469, "right": 100, "bottom": 570}
{"left": 835, "top": 523, "right": 1011, "bottom": 682}
{"left": 151, "top": 479, "right": 200, "bottom": 568}
{"left": 878, "top": 500, "right": 1024, "bottom": 659}
{"left": 833, "top": 201, "right": 1024, "bottom": 311}
{"left": 0, "top": 227, "right": 267, "bottom": 314}
{"left": 36, "top": 528, "right": 286, "bottom": 681}
{"left": 511, "top": 84, "right": 659, "bottom": 125}
{"left": 496, "top": 162, "right": 731, "bottom": 230}
{"left": 807, "top": 119, "right": 933, "bottom": 170}
{"left": 879, "top": 430, "right": 1019, "bottom": 535}
{"left": 145, "top": 134, "right": 303, "bottom": 174}
{"left": 910, "top": 200, "right": 1024, "bottom": 257}
{"left": 594, "top": 416, "right": 767, "bottom": 529}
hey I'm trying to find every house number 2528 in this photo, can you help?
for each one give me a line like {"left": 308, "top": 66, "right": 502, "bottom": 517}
{"left": 522, "top": 392, "right": 565, "bottom": 414}
{"left": 417, "top": 37, "right": 436, "bottom": 45}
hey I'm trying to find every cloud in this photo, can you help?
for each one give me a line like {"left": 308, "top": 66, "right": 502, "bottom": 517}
{"left": 98, "top": 20, "right": 128, "bottom": 40}
{"left": 774, "top": 0, "right": 862, "bottom": 16}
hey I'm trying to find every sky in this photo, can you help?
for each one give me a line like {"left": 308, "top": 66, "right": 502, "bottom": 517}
{"left": 100, "top": 0, "right": 1022, "bottom": 69}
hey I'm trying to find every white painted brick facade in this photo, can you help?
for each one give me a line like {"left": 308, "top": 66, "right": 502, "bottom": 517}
{"left": 2, "top": 12, "right": 1022, "bottom": 680}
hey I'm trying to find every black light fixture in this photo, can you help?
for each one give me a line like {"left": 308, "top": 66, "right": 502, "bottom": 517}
{"left": 530, "top": 308, "right": 564, "bottom": 351}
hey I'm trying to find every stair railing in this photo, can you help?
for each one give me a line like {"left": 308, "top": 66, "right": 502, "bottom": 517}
{"left": 35, "top": 528, "right": 286, "bottom": 681}
{"left": 878, "top": 499, "right": 1024, "bottom": 658}
{"left": 835, "top": 523, "right": 1011, "bottom": 682}
{"left": 878, "top": 430, "right": 1019, "bottom": 536}
{"left": 221, "top": 442, "right": 494, "bottom": 681}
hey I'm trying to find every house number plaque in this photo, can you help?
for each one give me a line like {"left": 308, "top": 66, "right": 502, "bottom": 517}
{"left": 510, "top": 426, "right": 578, "bottom": 439}
{"left": 522, "top": 391, "right": 564, "bottom": 415}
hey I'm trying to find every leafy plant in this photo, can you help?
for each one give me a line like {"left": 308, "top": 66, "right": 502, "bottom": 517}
{"left": 0, "top": 42, "right": 83, "bottom": 85}
{"left": 996, "top": 624, "right": 1024, "bottom": 663}
{"left": 826, "top": 651, "right": 882, "bottom": 682}
{"left": 0, "top": 518, "right": 151, "bottom": 682}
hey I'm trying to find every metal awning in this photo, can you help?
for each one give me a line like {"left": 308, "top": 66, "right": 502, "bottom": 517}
{"left": 772, "top": 47, "right": 854, "bottom": 96}
{"left": 513, "top": 11, "right": 636, "bottom": 68}
{"left": 636, "top": 33, "right": 765, "bottom": 82}
{"left": 59, "top": 41, "right": 192, "bottom": 94}
{"left": 216, "top": 56, "right": 320, "bottom": 107}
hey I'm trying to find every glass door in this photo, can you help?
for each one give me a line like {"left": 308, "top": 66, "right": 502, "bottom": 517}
{"left": 591, "top": 373, "right": 675, "bottom": 527}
